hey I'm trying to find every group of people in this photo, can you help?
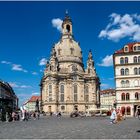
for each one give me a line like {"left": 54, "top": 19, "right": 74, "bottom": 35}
{"left": 110, "top": 107, "right": 125, "bottom": 124}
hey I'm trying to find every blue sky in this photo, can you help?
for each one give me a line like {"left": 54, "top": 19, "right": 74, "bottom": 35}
{"left": 1, "top": 1, "right": 140, "bottom": 106}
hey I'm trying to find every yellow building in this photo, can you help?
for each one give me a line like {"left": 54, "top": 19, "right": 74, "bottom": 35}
{"left": 24, "top": 96, "right": 40, "bottom": 112}
{"left": 100, "top": 89, "right": 116, "bottom": 110}
{"left": 40, "top": 12, "right": 100, "bottom": 114}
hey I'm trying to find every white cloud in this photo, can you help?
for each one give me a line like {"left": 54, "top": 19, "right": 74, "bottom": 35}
{"left": 12, "top": 64, "right": 28, "bottom": 73}
{"left": 32, "top": 72, "right": 38, "bottom": 75}
{"left": 52, "top": 18, "right": 63, "bottom": 32}
{"left": 9, "top": 82, "right": 31, "bottom": 89}
{"left": 32, "top": 92, "right": 40, "bottom": 95}
{"left": 99, "top": 13, "right": 140, "bottom": 42}
{"left": 39, "top": 58, "right": 47, "bottom": 66}
{"left": 98, "top": 55, "right": 113, "bottom": 67}
{"left": 1, "top": 60, "right": 11, "bottom": 64}
{"left": 1, "top": 60, "right": 28, "bottom": 73}
{"left": 101, "top": 83, "right": 110, "bottom": 89}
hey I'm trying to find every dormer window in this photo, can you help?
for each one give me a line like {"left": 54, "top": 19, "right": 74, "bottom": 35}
{"left": 124, "top": 46, "right": 128, "bottom": 52}
{"left": 58, "top": 49, "right": 61, "bottom": 55}
{"left": 133, "top": 45, "right": 140, "bottom": 52}
{"left": 70, "top": 48, "right": 74, "bottom": 55}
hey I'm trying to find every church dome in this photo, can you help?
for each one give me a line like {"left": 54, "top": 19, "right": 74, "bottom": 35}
{"left": 54, "top": 12, "right": 83, "bottom": 65}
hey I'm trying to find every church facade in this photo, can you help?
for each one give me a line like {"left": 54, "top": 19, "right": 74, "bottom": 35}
{"left": 40, "top": 12, "right": 100, "bottom": 114}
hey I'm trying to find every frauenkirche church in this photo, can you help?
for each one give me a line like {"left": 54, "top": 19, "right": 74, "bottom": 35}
{"left": 40, "top": 12, "right": 101, "bottom": 114}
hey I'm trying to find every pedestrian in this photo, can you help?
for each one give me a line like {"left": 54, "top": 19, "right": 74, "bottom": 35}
{"left": 36, "top": 111, "right": 40, "bottom": 120}
{"left": 110, "top": 108, "right": 117, "bottom": 124}
{"left": 12, "top": 111, "right": 16, "bottom": 122}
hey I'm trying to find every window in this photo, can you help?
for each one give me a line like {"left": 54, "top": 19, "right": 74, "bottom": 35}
{"left": 134, "top": 46, "right": 136, "bottom": 51}
{"left": 134, "top": 68, "right": 138, "bottom": 75}
{"left": 126, "top": 80, "right": 129, "bottom": 87}
{"left": 61, "top": 106, "right": 65, "bottom": 110}
{"left": 121, "top": 80, "right": 125, "bottom": 87}
{"left": 74, "top": 85, "right": 77, "bottom": 93}
{"left": 139, "top": 68, "right": 140, "bottom": 75}
{"left": 121, "top": 107, "right": 125, "bottom": 115}
{"left": 121, "top": 93, "right": 125, "bottom": 100}
{"left": 66, "top": 24, "right": 70, "bottom": 32}
{"left": 58, "top": 49, "right": 61, "bottom": 55}
{"left": 85, "top": 85, "right": 89, "bottom": 94}
{"left": 85, "top": 95, "right": 89, "bottom": 102}
{"left": 70, "top": 48, "right": 74, "bottom": 55}
{"left": 138, "top": 56, "right": 140, "bottom": 63}
{"left": 134, "top": 56, "right": 137, "bottom": 63}
{"left": 49, "top": 85, "right": 52, "bottom": 93}
{"left": 49, "top": 97, "right": 52, "bottom": 102}
{"left": 138, "top": 46, "right": 140, "bottom": 50}
{"left": 74, "top": 94, "right": 77, "bottom": 102}
{"left": 124, "top": 47, "right": 128, "bottom": 52}
{"left": 135, "top": 92, "right": 139, "bottom": 100}
{"left": 60, "top": 94, "right": 64, "bottom": 102}
{"left": 126, "top": 106, "right": 131, "bottom": 115}
{"left": 73, "top": 85, "right": 78, "bottom": 102}
{"left": 60, "top": 85, "right": 64, "bottom": 93}
{"left": 120, "top": 57, "right": 124, "bottom": 64}
{"left": 126, "top": 93, "right": 130, "bottom": 100}
{"left": 134, "top": 80, "right": 139, "bottom": 87}
{"left": 125, "top": 57, "right": 128, "bottom": 64}
{"left": 121, "top": 69, "right": 124, "bottom": 75}
{"left": 125, "top": 68, "right": 129, "bottom": 75}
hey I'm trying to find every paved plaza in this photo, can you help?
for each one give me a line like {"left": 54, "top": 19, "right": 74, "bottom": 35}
{"left": 0, "top": 116, "right": 140, "bottom": 139}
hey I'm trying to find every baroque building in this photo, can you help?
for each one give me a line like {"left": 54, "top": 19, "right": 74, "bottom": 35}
{"left": 40, "top": 12, "right": 100, "bottom": 114}
{"left": 100, "top": 89, "right": 116, "bottom": 110}
{"left": 113, "top": 42, "right": 140, "bottom": 116}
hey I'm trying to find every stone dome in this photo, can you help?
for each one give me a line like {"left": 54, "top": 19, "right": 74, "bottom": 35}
{"left": 54, "top": 12, "right": 83, "bottom": 65}
{"left": 54, "top": 37, "right": 83, "bottom": 64}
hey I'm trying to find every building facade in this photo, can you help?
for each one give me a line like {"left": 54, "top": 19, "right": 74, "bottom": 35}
{"left": 113, "top": 42, "right": 140, "bottom": 116}
{"left": 23, "top": 96, "right": 40, "bottom": 112}
{"left": 40, "top": 12, "right": 100, "bottom": 114}
{"left": 0, "top": 80, "right": 18, "bottom": 112}
{"left": 100, "top": 89, "right": 116, "bottom": 110}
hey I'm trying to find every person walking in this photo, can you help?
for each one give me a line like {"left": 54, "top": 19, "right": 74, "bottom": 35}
{"left": 110, "top": 108, "right": 117, "bottom": 124}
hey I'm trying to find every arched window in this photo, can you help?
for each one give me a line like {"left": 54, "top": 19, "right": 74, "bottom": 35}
{"left": 49, "top": 85, "right": 52, "bottom": 93}
{"left": 66, "top": 24, "right": 70, "bottom": 32}
{"left": 121, "top": 93, "right": 125, "bottom": 101}
{"left": 120, "top": 57, "right": 124, "bottom": 64}
{"left": 74, "top": 85, "right": 77, "bottom": 93}
{"left": 126, "top": 93, "right": 130, "bottom": 100}
{"left": 60, "top": 85, "right": 64, "bottom": 93}
{"left": 126, "top": 80, "right": 129, "bottom": 87}
{"left": 121, "top": 106, "right": 125, "bottom": 115}
{"left": 134, "top": 68, "right": 138, "bottom": 75}
{"left": 73, "top": 85, "right": 78, "bottom": 102}
{"left": 134, "top": 80, "right": 139, "bottom": 87}
{"left": 138, "top": 56, "right": 140, "bottom": 63}
{"left": 124, "top": 46, "right": 128, "bottom": 52}
{"left": 121, "top": 80, "right": 125, "bottom": 87}
{"left": 121, "top": 68, "right": 124, "bottom": 75}
{"left": 135, "top": 92, "right": 139, "bottom": 100}
{"left": 125, "top": 68, "right": 129, "bottom": 75}
{"left": 126, "top": 106, "right": 131, "bottom": 115}
{"left": 134, "top": 56, "right": 137, "bottom": 63}
{"left": 125, "top": 57, "right": 128, "bottom": 64}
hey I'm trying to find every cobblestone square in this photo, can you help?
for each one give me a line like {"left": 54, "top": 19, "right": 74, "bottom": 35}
{"left": 0, "top": 116, "right": 140, "bottom": 139}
